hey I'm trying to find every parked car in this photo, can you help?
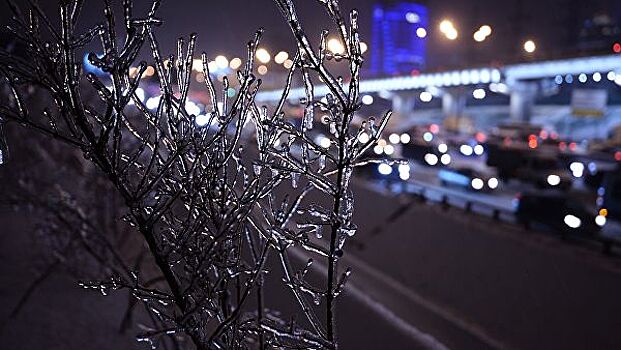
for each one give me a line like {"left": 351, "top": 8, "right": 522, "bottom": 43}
{"left": 438, "top": 167, "right": 499, "bottom": 192}
{"left": 515, "top": 191, "right": 603, "bottom": 235}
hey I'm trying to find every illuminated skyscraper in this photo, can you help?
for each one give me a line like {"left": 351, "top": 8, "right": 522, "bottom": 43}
{"left": 369, "top": 2, "right": 428, "bottom": 76}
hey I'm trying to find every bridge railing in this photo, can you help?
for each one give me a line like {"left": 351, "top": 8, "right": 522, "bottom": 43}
{"left": 368, "top": 177, "right": 621, "bottom": 256}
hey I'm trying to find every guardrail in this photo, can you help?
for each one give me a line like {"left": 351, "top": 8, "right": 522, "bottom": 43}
{"left": 367, "top": 178, "right": 621, "bottom": 256}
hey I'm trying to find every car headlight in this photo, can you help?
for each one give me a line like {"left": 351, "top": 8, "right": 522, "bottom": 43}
{"left": 564, "top": 214, "right": 581, "bottom": 229}
{"left": 398, "top": 163, "right": 410, "bottom": 174}
{"left": 471, "top": 178, "right": 484, "bottom": 190}
{"left": 547, "top": 174, "right": 561, "bottom": 186}
{"left": 487, "top": 177, "right": 499, "bottom": 189}
{"left": 424, "top": 153, "right": 438, "bottom": 166}
{"left": 460, "top": 144, "right": 473, "bottom": 156}
{"left": 570, "top": 162, "right": 584, "bottom": 178}
{"left": 473, "top": 144, "right": 484, "bottom": 155}
{"left": 440, "top": 154, "right": 451, "bottom": 165}
{"left": 595, "top": 215, "right": 606, "bottom": 227}
{"left": 378, "top": 163, "right": 393, "bottom": 175}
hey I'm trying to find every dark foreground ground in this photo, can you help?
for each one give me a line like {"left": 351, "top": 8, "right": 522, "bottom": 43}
{"left": 2, "top": 181, "right": 621, "bottom": 349}
{"left": 0, "top": 209, "right": 417, "bottom": 350}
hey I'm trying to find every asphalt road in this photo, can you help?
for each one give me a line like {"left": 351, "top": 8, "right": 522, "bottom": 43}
{"left": 2, "top": 179, "right": 621, "bottom": 349}
{"left": 342, "top": 180, "right": 621, "bottom": 349}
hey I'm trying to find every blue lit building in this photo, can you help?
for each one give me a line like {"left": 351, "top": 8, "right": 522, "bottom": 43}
{"left": 369, "top": 2, "right": 428, "bottom": 76}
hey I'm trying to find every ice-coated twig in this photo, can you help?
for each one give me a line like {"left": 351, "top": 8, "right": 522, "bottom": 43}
{"left": 0, "top": 0, "right": 389, "bottom": 348}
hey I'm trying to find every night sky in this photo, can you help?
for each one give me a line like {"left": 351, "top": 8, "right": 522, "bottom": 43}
{"left": 1, "top": 0, "right": 620, "bottom": 69}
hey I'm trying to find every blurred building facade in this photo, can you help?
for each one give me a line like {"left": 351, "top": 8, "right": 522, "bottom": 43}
{"left": 369, "top": 2, "right": 428, "bottom": 76}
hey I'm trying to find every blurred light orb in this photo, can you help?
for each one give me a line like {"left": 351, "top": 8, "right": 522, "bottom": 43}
{"left": 424, "top": 153, "right": 438, "bottom": 166}
{"left": 547, "top": 174, "right": 561, "bottom": 186}
{"left": 439, "top": 19, "right": 458, "bottom": 40}
{"left": 439, "top": 20, "right": 454, "bottom": 33}
{"left": 255, "top": 48, "right": 271, "bottom": 63}
{"left": 358, "top": 132, "right": 370, "bottom": 144}
{"left": 473, "top": 88, "right": 486, "bottom": 100}
{"left": 473, "top": 31, "right": 486, "bottom": 42}
{"left": 445, "top": 28, "right": 458, "bottom": 40}
{"left": 406, "top": 12, "right": 420, "bottom": 23}
{"left": 398, "top": 163, "right": 410, "bottom": 174}
{"left": 360, "top": 42, "right": 368, "bottom": 54}
{"left": 195, "top": 114, "right": 210, "bottom": 127}
{"left": 416, "top": 27, "right": 427, "bottom": 38}
{"left": 215, "top": 55, "right": 229, "bottom": 69}
{"left": 460, "top": 144, "right": 474, "bottom": 156}
{"left": 185, "top": 101, "right": 201, "bottom": 116}
{"left": 607, "top": 71, "right": 616, "bottom": 81}
{"left": 146, "top": 95, "right": 161, "bottom": 110}
{"left": 144, "top": 65, "right": 155, "bottom": 77}
{"left": 488, "top": 177, "right": 499, "bottom": 189}
{"left": 523, "top": 40, "right": 536, "bottom": 53}
{"left": 474, "top": 144, "right": 484, "bottom": 155}
{"left": 423, "top": 132, "right": 433, "bottom": 142}
{"left": 578, "top": 73, "right": 587, "bottom": 83}
{"left": 361, "top": 94, "right": 374, "bottom": 105}
{"left": 564, "top": 214, "right": 581, "bottom": 229}
{"left": 570, "top": 162, "right": 584, "bottom": 176}
{"left": 440, "top": 153, "right": 451, "bottom": 165}
{"left": 479, "top": 25, "right": 492, "bottom": 36}
{"left": 388, "top": 133, "right": 400, "bottom": 144}
{"left": 191, "top": 58, "right": 203, "bottom": 72}
{"left": 595, "top": 215, "right": 607, "bottom": 227}
{"left": 471, "top": 178, "right": 484, "bottom": 190}
{"left": 327, "top": 38, "right": 345, "bottom": 54}
{"left": 274, "top": 51, "right": 289, "bottom": 64}
{"left": 128, "top": 87, "right": 145, "bottom": 105}
{"left": 400, "top": 133, "right": 411, "bottom": 144}
{"left": 229, "top": 57, "right": 242, "bottom": 70}
{"left": 420, "top": 91, "right": 433, "bottom": 102}
{"left": 378, "top": 163, "right": 393, "bottom": 175}
{"left": 207, "top": 60, "right": 218, "bottom": 72}
{"left": 318, "top": 136, "right": 331, "bottom": 149}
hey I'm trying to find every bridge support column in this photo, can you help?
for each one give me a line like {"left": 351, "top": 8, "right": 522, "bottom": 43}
{"left": 442, "top": 90, "right": 466, "bottom": 119}
{"left": 509, "top": 82, "right": 538, "bottom": 123}
{"left": 390, "top": 92, "right": 417, "bottom": 126}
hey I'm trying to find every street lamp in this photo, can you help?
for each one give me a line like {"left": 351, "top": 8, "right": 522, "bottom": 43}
{"left": 229, "top": 57, "right": 242, "bottom": 70}
{"left": 215, "top": 55, "right": 228, "bottom": 69}
{"left": 479, "top": 25, "right": 492, "bottom": 36}
{"left": 360, "top": 42, "right": 368, "bottom": 54}
{"left": 327, "top": 38, "right": 345, "bottom": 54}
{"left": 439, "top": 20, "right": 454, "bottom": 33}
{"left": 473, "top": 31, "right": 486, "bottom": 42}
{"left": 523, "top": 40, "right": 536, "bottom": 53}
{"left": 439, "top": 20, "right": 458, "bottom": 40}
{"left": 255, "top": 48, "right": 271, "bottom": 64}
{"left": 274, "top": 51, "right": 289, "bottom": 64}
{"left": 473, "top": 25, "right": 492, "bottom": 42}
